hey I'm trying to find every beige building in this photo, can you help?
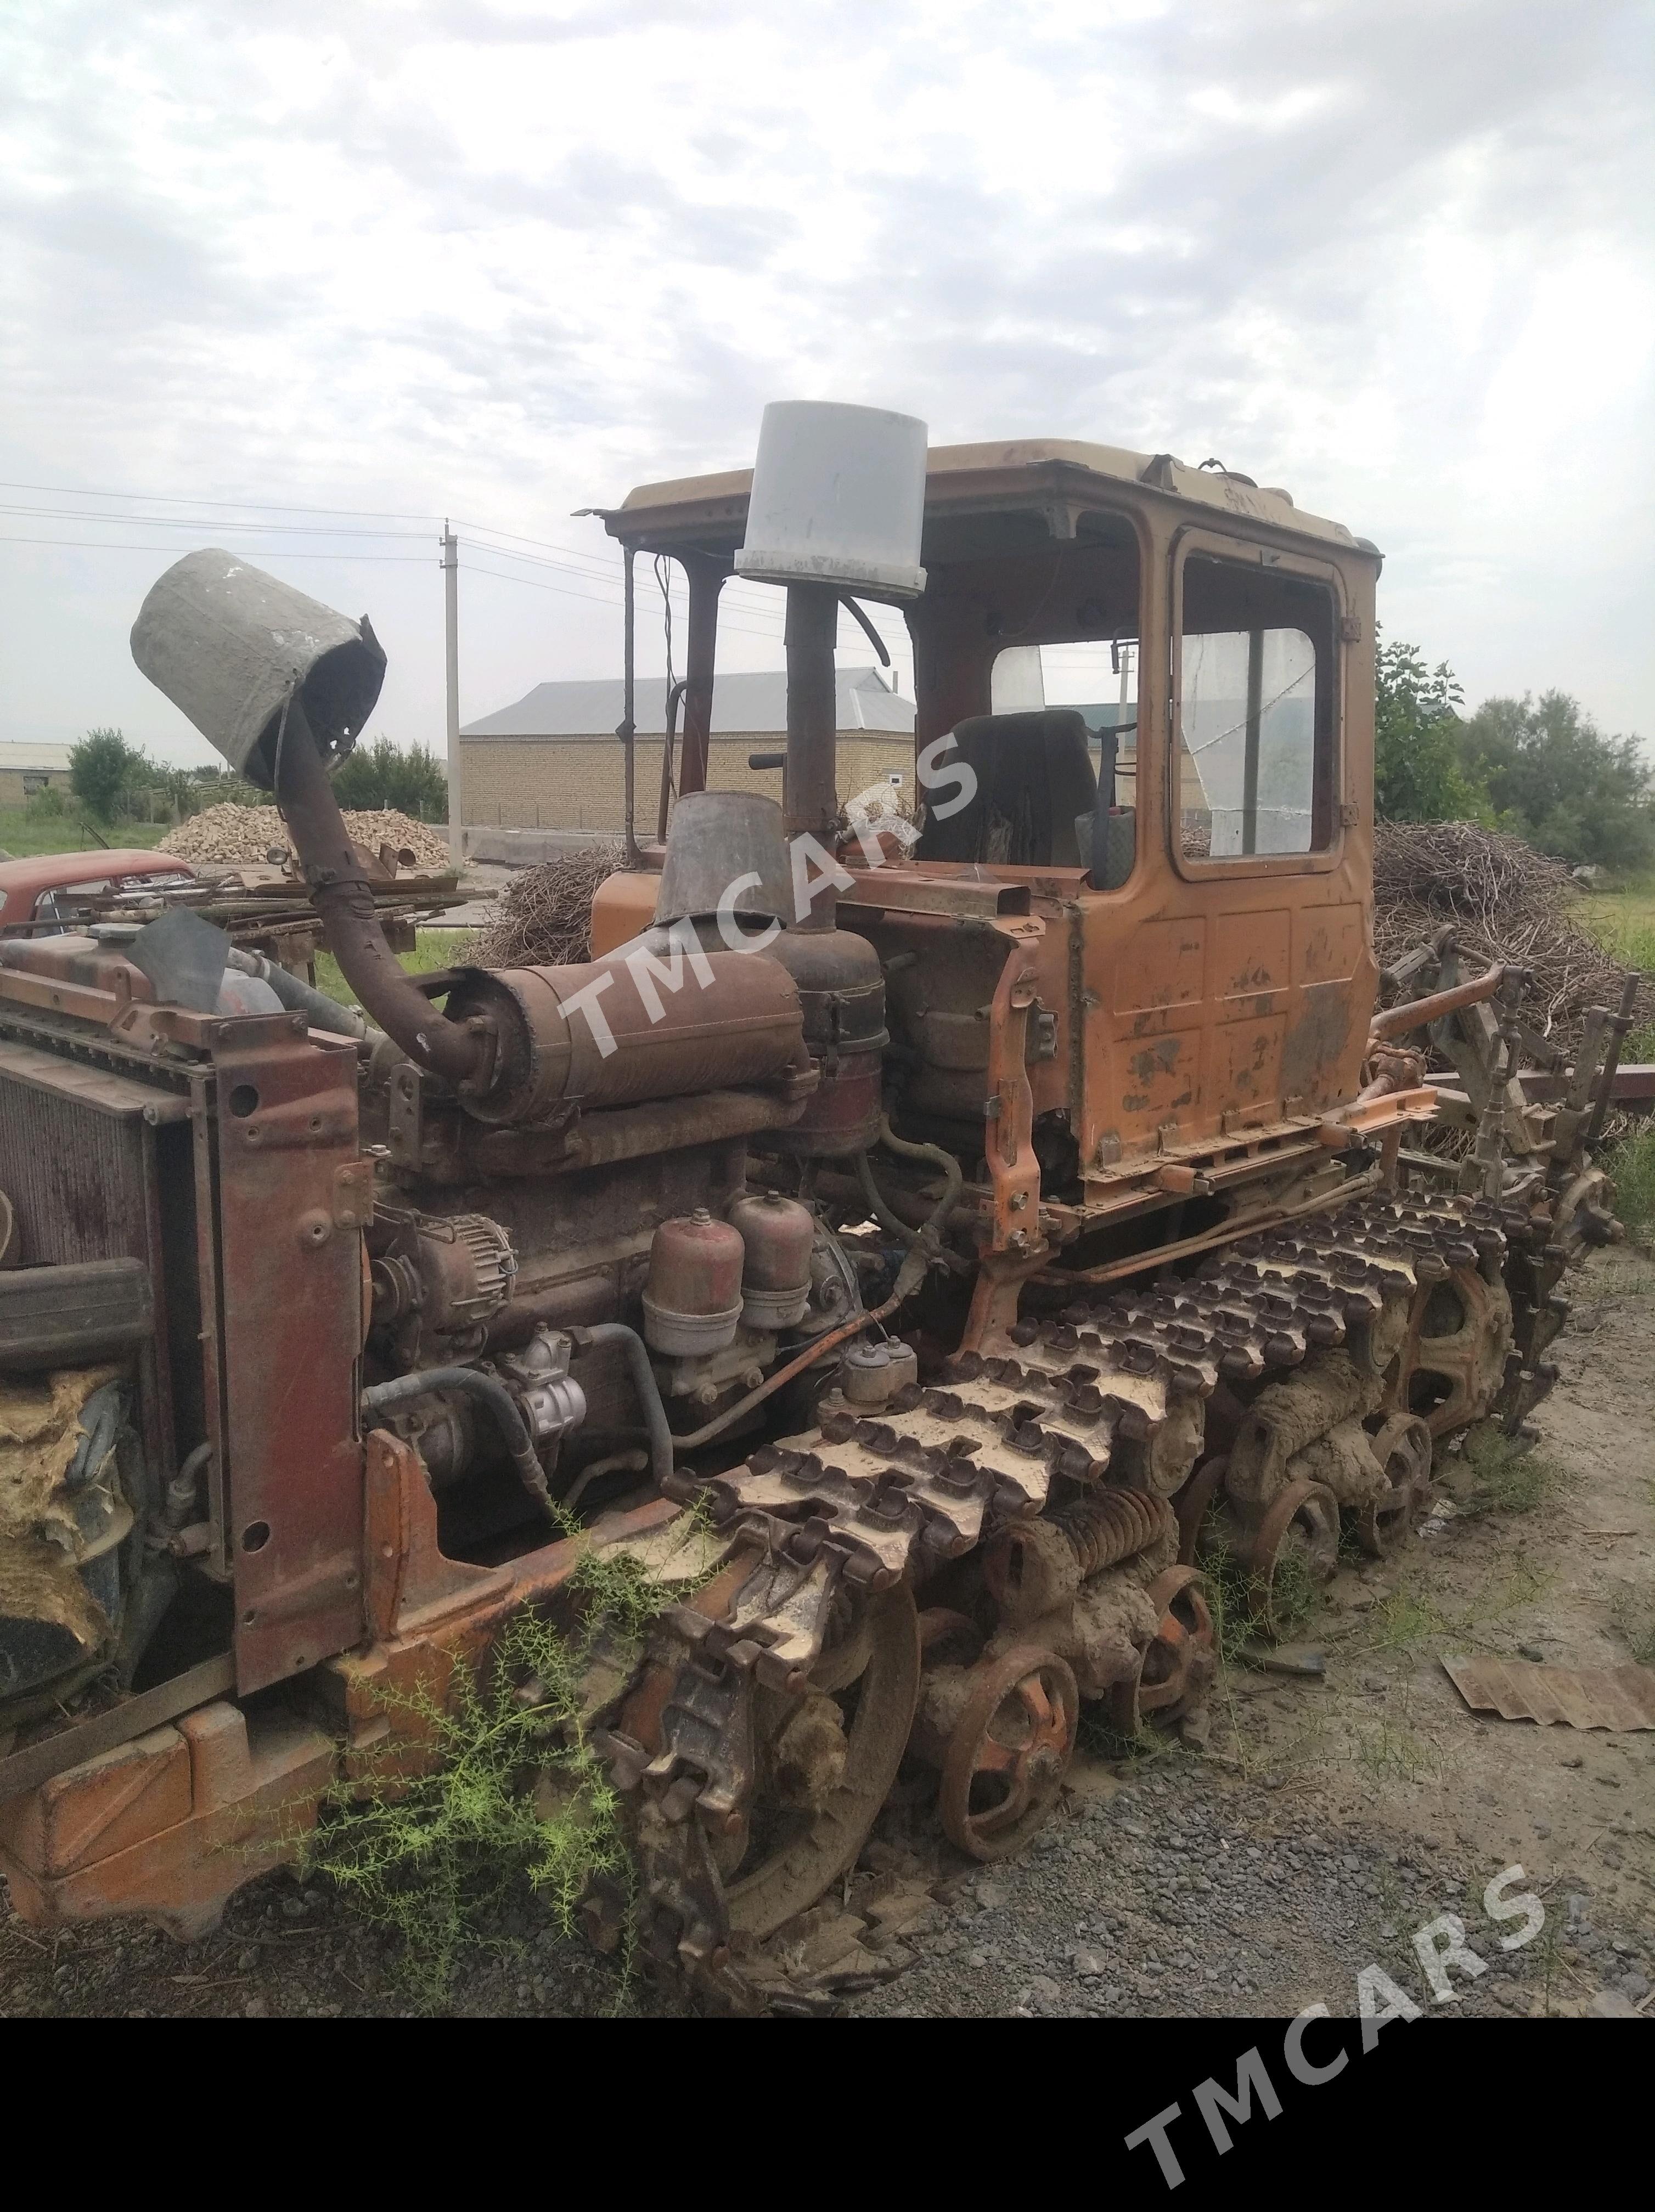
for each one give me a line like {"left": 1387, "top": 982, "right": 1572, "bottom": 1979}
{"left": 458, "top": 668, "right": 915, "bottom": 832}
{"left": 0, "top": 743, "right": 74, "bottom": 808}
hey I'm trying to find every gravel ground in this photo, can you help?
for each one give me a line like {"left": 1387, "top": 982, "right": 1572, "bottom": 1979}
{"left": 843, "top": 1760, "right": 1652, "bottom": 2021}
{"left": 5, "top": 1752, "right": 1647, "bottom": 2022}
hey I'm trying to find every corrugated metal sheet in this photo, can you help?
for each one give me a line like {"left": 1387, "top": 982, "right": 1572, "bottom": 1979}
{"left": 1442, "top": 1654, "right": 1655, "bottom": 1730}
{"left": 460, "top": 666, "right": 914, "bottom": 741}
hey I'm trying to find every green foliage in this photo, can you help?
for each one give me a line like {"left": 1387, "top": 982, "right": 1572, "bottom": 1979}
{"left": 188, "top": 763, "right": 273, "bottom": 808}
{"left": 1460, "top": 691, "right": 1655, "bottom": 872}
{"left": 1198, "top": 1522, "right": 1318, "bottom": 1655}
{"left": 298, "top": 1608, "right": 628, "bottom": 2010}
{"left": 1453, "top": 1425, "right": 1564, "bottom": 1517}
{"left": 296, "top": 1509, "right": 716, "bottom": 2007}
{"left": 0, "top": 806, "right": 172, "bottom": 858}
{"left": 24, "top": 784, "right": 67, "bottom": 819}
{"left": 69, "top": 727, "right": 152, "bottom": 822}
{"left": 1605, "top": 1123, "right": 1655, "bottom": 1248}
{"left": 332, "top": 737, "right": 449, "bottom": 822}
{"left": 1373, "top": 634, "right": 1484, "bottom": 823}
{"left": 313, "top": 930, "right": 472, "bottom": 1011}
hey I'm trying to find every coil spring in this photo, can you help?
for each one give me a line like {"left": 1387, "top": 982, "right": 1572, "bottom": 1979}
{"left": 1052, "top": 1487, "right": 1173, "bottom": 1576}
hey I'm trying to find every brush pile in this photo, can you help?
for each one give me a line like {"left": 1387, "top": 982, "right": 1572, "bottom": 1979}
{"left": 161, "top": 804, "right": 451, "bottom": 871}
{"left": 469, "top": 841, "right": 627, "bottom": 969}
{"left": 1372, "top": 820, "right": 1651, "bottom": 1056}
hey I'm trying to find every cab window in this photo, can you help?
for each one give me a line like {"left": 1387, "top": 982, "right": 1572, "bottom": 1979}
{"left": 1177, "top": 556, "right": 1337, "bottom": 860}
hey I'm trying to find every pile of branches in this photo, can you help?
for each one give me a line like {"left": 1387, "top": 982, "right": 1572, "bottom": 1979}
{"left": 469, "top": 842, "right": 626, "bottom": 969}
{"left": 1372, "top": 820, "right": 1651, "bottom": 1057}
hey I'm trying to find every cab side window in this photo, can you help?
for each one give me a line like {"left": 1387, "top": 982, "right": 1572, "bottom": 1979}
{"left": 1177, "top": 557, "right": 1337, "bottom": 861}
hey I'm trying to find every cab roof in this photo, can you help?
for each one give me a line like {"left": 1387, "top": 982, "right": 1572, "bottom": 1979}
{"left": 607, "top": 437, "right": 1376, "bottom": 563}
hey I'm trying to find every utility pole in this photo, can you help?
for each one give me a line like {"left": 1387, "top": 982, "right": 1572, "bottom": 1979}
{"left": 442, "top": 522, "right": 461, "bottom": 868}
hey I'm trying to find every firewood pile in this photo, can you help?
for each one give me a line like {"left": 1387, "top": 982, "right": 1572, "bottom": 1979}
{"left": 161, "top": 804, "right": 451, "bottom": 872}
{"left": 1372, "top": 821, "right": 1651, "bottom": 1057}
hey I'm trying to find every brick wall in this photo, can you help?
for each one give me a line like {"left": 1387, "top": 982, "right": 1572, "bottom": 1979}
{"left": 0, "top": 767, "right": 72, "bottom": 807}
{"left": 458, "top": 733, "right": 916, "bottom": 831}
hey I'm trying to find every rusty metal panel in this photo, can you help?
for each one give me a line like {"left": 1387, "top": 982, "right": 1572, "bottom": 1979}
{"left": 211, "top": 1017, "right": 365, "bottom": 1694}
{"left": 1296, "top": 902, "right": 1365, "bottom": 987}
{"left": 0, "top": 1036, "right": 181, "bottom": 1477}
{"left": 1215, "top": 908, "right": 1290, "bottom": 1001}
{"left": 1442, "top": 1654, "right": 1655, "bottom": 1730}
{"left": 1116, "top": 917, "right": 1205, "bottom": 1014}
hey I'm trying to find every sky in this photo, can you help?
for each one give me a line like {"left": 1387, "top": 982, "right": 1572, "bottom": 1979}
{"left": 1, "top": 0, "right": 1651, "bottom": 772}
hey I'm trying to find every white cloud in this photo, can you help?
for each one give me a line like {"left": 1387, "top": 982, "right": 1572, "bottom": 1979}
{"left": 0, "top": 0, "right": 1650, "bottom": 764}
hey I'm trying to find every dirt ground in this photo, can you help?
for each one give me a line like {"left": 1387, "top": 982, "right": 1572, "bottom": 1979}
{"left": 3, "top": 1251, "right": 1652, "bottom": 2022}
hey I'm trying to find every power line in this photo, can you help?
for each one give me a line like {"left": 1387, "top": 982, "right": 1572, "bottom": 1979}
{"left": 458, "top": 553, "right": 787, "bottom": 644}
{"left": 0, "top": 504, "right": 429, "bottom": 539}
{"left": 0, "top": 534, "right": 434, "bottom": 562}
{"left": 0, "top": 477, "right": 441, "bottom": 522}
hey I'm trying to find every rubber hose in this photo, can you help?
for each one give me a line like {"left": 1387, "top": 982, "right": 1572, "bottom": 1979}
{"left": 361, "top": 1367, "right": 550, "bottom": 1514}
{"left": 567, "top": 1323, "right": 674, "bottom": 1491}
{"left": 225, "top": 945, "right": 366, "bottom": 1038}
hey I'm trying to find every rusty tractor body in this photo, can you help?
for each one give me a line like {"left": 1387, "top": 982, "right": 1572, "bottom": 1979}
{"left": 0, "top": 434, "right": 1626, "bottom": 2005}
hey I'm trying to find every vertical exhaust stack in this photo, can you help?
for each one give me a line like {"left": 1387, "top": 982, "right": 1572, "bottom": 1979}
{"left": 719, "top": 402, "right": 929, "bottom": 1149}
{"left": 736, "top": 400, "right": 928, "bottom": 933}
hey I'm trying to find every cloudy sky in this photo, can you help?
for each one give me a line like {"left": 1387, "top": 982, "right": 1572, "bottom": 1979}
{"left": 2, "top": 0, "right": 1651, "bottom": 771}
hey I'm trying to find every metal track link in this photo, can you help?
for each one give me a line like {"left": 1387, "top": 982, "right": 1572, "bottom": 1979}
{"left": 666, "top": 1192, "right": 1525, "bottom": 1655}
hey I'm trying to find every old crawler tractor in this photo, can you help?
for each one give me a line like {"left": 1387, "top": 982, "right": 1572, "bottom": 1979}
{"left": 0, "top": 407, "right": 1628, "bottom": 2007}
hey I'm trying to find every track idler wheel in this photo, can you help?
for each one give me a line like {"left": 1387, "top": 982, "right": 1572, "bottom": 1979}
{"left": 723, "top": 1581, "right": 920, "bottom": 1943}
{"left": 1242, "top": 1479, "right": 1339, "bottom": 1640}
{"left": 1141, "top": 1564, "right": 1217, "bottom": 1721}
{"left": 939, "top": 1646, "right": 1078, "bottom": 1863}
{"left": 1354, "top": 1413, "right": 1433, "bottom": 1558}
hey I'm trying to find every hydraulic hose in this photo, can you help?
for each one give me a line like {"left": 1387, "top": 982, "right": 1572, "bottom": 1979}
{"left": 856, "top": 1116, "right": 966, "bottom": 1265}
{"left": 224, "top": 945, "right": 366, "bottom": 1038}
{"left": 361, "top": 1367, "right": 550, "bottom": 1514}
{"left": 275, "top": 703, "right": 485, "bottom": 1088}
{"left": 568, "top": 1323, "right": 674, "bottom": 1491}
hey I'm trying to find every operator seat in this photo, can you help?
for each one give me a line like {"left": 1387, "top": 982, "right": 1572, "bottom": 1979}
{"left": 915, "top": 708, "right": 1098, "bottom": 868}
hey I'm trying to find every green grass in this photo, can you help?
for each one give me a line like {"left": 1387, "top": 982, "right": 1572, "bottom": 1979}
{"left": 1451, "top": 1424, "right": 1567, "bottom": 1517}
{"left": 1604, "top": 1124, "right": 1655, "bottom": 1247}
{"left": 1366, "top": 1584, "right": 1453, "bottom": 1651}
{"left": 1578, "top": 876, "right": 1655, "bottom": 1058}
{"left": 1579, "top": 873, "right": 1655, "bottom": 970}
{"left": 314, "top": 929, "right": 475, "bottom": 1008}
{"left": 0, "top": 806, "right": 174, "bottom": 859}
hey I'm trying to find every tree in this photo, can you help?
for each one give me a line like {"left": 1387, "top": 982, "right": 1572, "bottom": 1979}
{"left": 1373, "top": 635, "right": 1483, "bottom": 822}
{"left": 69, "top": 728, "right": 151, "bottom": 823}
{"left": 1460, "top": 691, "right": 1654, "bottom": 871}
{"left": 331, "top": 737, "right": 448, "bottom": 822}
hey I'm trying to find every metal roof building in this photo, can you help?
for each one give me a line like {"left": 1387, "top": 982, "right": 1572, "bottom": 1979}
{"left": 457, "top": 668, "right": 915, "bottom": 832}
{"left": 459, "top": 667, "right": 913, "bottom": 742}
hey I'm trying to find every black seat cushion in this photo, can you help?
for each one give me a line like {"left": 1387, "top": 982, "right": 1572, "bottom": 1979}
{"left": 915, "top": 709, "right": 1098, "bottom": 867}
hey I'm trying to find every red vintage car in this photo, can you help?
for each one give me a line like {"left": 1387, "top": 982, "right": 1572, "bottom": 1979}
{"left": 0, "top": 849, "right": 198, "bottom": 935}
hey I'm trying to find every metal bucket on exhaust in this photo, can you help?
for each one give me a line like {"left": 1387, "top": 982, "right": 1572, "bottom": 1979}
{"left": 131, "top": 549, "right": 386, "bottom": 787}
